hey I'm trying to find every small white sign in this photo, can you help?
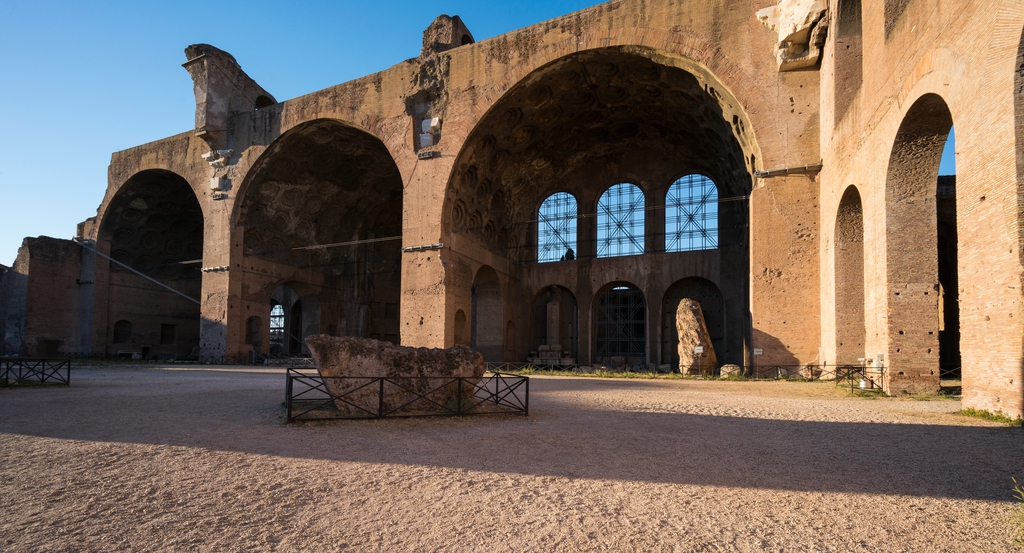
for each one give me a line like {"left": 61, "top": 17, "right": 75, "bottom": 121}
{"left": 753, "top": 348, "right": 764, "bottom": 356}
{"left": 693, "top": 346, "right": 704, "bottom": 354}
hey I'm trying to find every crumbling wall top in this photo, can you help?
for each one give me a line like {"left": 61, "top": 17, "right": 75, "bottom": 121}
{"left": 182, "top": 44, "right": 276, "bottom": 151}
{"left": 421, "top": 15, "right": 474, "bottom": 57}
{"left": 757, "top": 0, "right": 828, "bottom": 71}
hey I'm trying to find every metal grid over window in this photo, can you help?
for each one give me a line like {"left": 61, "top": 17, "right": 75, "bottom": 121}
{"left": 537, "top": 192, "right": 578, "bottom": 263}
{"left": 597, "top": 183, "right": 645, "bottom": 258}
{"left": 665, "top": 174, "right": 718, "bottom": 252}
{"left": 595, "top": 285, "right": 647, "bottom": 361}
{"left": 269, "top": 303, "right": 285, "bottom": 353}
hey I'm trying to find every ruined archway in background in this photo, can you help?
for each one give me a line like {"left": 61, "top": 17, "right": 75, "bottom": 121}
{"left": 236, "top": 119, "right": 403, "bottom": 353}
{"left": 885, "top": 93, "right": 954, "bottom": 393}
{"left": 661, "top": 277, "right": 724, "bottom": 367}
{"left": 269, "top": 283, "right": 319, "bottom": 355}
{"left": 97, "top": 169, "right": 203, "bottom": 358}
{"left": 834, "top": 185, "right": 865, "bottom": 364}
{"left": 530, "top": 286, "right": 578, "bottom": 362}
{"left": 443, "top": 46, "right": 755, "bottom": 365}
{"left": 471, "top": 266, "right": 503, "bottom": 361}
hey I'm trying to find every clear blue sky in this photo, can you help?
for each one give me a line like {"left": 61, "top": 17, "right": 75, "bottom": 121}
{"left": 0, "top": 1, "right": 956, "bottom": 266}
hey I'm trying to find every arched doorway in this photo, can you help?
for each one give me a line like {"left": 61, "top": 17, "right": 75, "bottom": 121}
{"left": 661, "top": 278, "right": 724, "bottom": 367}
{"left": 471, "top": 266, "right": 503, "bottom": 361}
{"left": 835, "top": 185, "right": 865, "bottom": 364}
{"left": 236, "top": 120, "right": 403, "bottom": 354}
{"left": 530, "top": 286, "right": 578, "bottom": 362}
{"left": 453, "top": 309, "right": 469, "bottom": 346}
{"left": 96, "top": 170, "right": 203, "bottom": 359}
{"left": 268, "top": 283, "right": 319, "bottom": 355}
{"left": 594, "top": 283, "right": 646, "bottom": 367}
{"left": 884, "top": 93, "right": 954, "bottom": 393}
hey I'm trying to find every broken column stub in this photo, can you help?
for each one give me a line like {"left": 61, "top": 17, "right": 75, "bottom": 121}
{"left": 306, "top": 335, "right": 485, "bottom": 416}
{"left": 182, "top": 44, "right": 276, "bottom": 151}
{"left": 676, "top": 299, "right": 718, "bottom": 374}
{"left": 421, "top": 15, "right": 474, "bottom": 57}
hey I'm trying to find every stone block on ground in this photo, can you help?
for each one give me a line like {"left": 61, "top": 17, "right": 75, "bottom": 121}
{"left": 305, "top": 335, "right": 485, "bottom": 416}
{"left": 719, "top": 364, "right": 742, "bottom": 378}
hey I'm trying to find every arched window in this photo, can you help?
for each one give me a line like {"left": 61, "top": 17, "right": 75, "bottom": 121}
{"left": 665, "top": 174, "right": 718, "bottom": 252}
{"left": 537, "top": 192, "right": 577, "bottom": 263}
{"left": 597, "top": 183, "right": 645, "bottom": 258}
{"left": 269, "top": 303, "right": 285, "bottom": 354}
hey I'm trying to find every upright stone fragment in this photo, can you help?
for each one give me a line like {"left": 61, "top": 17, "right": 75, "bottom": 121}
{"left": 306, "top": 335, "right": 484, "bottom": 416}
{"left": 676, "top": 299, "right": 718, "bottom": 375}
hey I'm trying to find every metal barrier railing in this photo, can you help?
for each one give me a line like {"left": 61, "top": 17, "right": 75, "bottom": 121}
{"left": 260, "top": 354, "right": 315, "bottom": 367}
{"left": 285, "top": 369, "right": 529, "bottom": 422}
{"left": 1, "top": 358, "right": 71, "bottom": 386}
{"left": 54, "top": 352, "right": 228, "bottom": 365}
{"left": 483, "top": 360, "right": 884, "bottom": 387}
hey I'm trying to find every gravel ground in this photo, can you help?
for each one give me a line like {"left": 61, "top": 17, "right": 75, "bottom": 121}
{"left": 1, "top": 366, "right": 1022, "bottom": 552}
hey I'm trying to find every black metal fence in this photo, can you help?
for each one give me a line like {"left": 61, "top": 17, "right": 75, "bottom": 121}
{"left": 54, "top": 352, "right": 229, "bottom": 365}
{"left": 285, "top": 369, "right": 529, "bottom": 422}
{"left": 260, "top": 353, "right": 315, "bottom": 367}
{"left": 488, "top": 361, "right": 887, "bottom": 387}
{"left": 1, "top": 358, "right": 71, "bottom": 387}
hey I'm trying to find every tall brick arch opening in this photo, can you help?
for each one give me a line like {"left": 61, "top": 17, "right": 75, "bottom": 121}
{"left": 233, "top": 119, "right": 404, "bottom": 356}
{"left": 834, "top": 185, "right": 865, "bottom": 365}
{"left": 443, "top": 46, "right": 755, "bottom": 366}
{"left": 94, "top": 169, "right": 203, "bottom": 358}
{"left": 884, "top": 93, "right": 954, "bottom": 394}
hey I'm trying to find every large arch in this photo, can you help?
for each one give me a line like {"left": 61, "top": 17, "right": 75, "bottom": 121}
{"left": 234, "top": 119, "right": 403, "bottom": 357}
{"left": 95, "top": 169, "right": 203, "bottom": 358}
{"left": 834, "top": 185, "right": 865, "bottom": 365}
{"left": 442, "top": 46, "right": 755, "bottom": 365}
{"left": 884, "top": 93, "right": 954, "bottom": 394}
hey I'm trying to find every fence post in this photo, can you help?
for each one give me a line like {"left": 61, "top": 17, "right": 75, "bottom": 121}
{"left": 457, "top": 378, "right": 463, "bottom": 414}
{"left": 285, "top": 370, "right": 293, "bottom": 424}
{"left": 524, "top": 377, "right": 529, "bottom": 417}
{"left": 378, "top": 378, "right": 385, "bottom": 418}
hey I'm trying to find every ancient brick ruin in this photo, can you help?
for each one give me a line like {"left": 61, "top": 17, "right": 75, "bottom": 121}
{"left": 2, "top": 0, "right": 1023, "bottom": 419}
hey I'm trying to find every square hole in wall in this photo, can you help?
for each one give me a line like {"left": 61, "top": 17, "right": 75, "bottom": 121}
{"left": 160, "top": 324, "right": 177, "bottom": 345}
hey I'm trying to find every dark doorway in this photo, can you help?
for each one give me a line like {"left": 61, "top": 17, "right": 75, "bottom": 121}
{"left": 595, "top": 284, "right": 646, "bottom": 366}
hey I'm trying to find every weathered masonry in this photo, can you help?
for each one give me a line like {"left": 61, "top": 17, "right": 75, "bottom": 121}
{"left": 3, "top": 1, "right": 1024, "bottom": 419}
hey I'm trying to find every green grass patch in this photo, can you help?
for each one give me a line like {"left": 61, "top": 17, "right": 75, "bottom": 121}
{"left": 1011, "top": 479, "right": 1024, "bottom": 546}
{"left": 958, "top": 408, "right": 1023, "bottom": 426}
{"left": 847, "top": 387, "right": 887, "bottom": 399}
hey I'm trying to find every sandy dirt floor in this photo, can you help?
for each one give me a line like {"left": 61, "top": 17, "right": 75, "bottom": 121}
{"left": 1, "top": 366, "right": 1022, "bottom": 552}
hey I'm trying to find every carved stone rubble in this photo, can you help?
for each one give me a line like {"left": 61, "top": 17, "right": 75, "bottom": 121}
{"left": 306, "top": 335, "right": 485, "bottom": 416}
{"left": 676, "top": 299, "right": 718, "bottom": 375}
{"left": 757, "top": 0, "right": 829, "bottom": 71}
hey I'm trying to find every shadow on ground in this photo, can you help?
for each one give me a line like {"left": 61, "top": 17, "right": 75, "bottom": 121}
{"left": 1, "top": 367, "right": 1020, "bottom": 501}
